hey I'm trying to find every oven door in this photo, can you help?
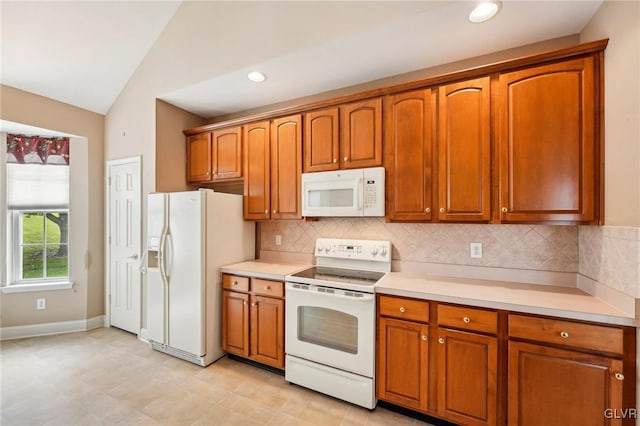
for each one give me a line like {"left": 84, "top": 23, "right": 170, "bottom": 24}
{"left": 285, "top": 282, "right": 375, "bottom": 377}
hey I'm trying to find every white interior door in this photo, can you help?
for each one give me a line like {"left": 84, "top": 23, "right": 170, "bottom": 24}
{"left": 107, "top": 157, "right": 141, "bottom": 334}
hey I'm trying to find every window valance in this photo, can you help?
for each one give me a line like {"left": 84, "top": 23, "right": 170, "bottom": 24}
{"left": 6, "top": 134, "right": 70, "bottom": 165}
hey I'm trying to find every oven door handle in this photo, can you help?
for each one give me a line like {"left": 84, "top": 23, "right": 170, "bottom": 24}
{"left": 285, "top": 283, "right": 375, "bottom": 302}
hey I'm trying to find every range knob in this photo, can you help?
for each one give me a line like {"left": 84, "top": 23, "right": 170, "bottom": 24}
{"left": 316, "top": 244, "right": 324, "bottom": 253}
{"left": 324, "top": 246, "right": 331, "bottom": 253}
{"left": 370, "top": 247, "right": 379, "bottom": 256}
{"left": 380, "top": 247, "right": 388, "bottom": 257}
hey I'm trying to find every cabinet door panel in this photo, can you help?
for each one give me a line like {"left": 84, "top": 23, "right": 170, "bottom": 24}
{"left": 211, "top": 127, "right": 242, "bottom": 179}
{"left": 222, "top": 291, "right": 249, "bottom": 357}
{"left": 340, "top": 98, "right": 382, "bottom": 169}
{"left": 271, "top": 115, "right": 302, "bottom": 219}
{"left": 438, "top": 77, "right": 491, "bottom": 221}
{"left": 377, "top": 317, "right": 428, "bottom": 412}
{"left": 437, "top": 328, "right": 497, "bottom": 426}
{"left": 385, "top": 89, "right": 434, "bottom": 221}
{"left": 243, "top": 121, "right": 270, "bottom": 220}
{"left": 304, "top": 108, "right": 339, "bottom": 172}
{"left": 508, "top": 341, "right": 623, "bottom": 426}
{"left": 250, "top": 295, "right": 284, "bottom": 369}
{"left": 186, "top": 132, "right": 212, "bottom": 183}
{"left": 498, "top": 57, "right": 596, "bottom": 223}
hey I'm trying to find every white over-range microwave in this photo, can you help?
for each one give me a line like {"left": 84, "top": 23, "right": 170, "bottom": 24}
{"left": 301, "top": 167, "right": 385, "bottom": 217}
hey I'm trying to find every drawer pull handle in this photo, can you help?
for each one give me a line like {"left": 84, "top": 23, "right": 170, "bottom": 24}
{"left": 264, "top": 286, "right": 271, "bottom": 290}
{"left": 233, "top": 281, "right": 238, "bottom": 286}
{"left": 615, "top": 373, "right": 624, "bottom": 381}
{"left": 463, "top": 316, "right": 471, "bottom": 324}
{"left": 438, "top": 337, "right": 445, "bottom": 344}
{"left": 421, "top": 335, "right": 428, "bottom": 341}
{"left": 560, "top": 331, "right": 569, "bottom": 339}
{"left": 399, "top": 307, "right": 406, "bottom": 313}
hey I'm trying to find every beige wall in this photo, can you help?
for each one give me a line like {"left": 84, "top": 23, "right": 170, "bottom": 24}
{"left": 581, "top": 0, "right": 640, "bottom": 227}
{"left": 155, "top": 100, "right": 205, "bottom": 193}
{"left": 0, "top": 84, "right": 105, "bottom": 326}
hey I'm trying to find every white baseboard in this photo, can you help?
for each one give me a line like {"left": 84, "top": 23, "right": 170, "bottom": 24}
{"left": 0, "top": 315, "right": 106, "bottom": 341}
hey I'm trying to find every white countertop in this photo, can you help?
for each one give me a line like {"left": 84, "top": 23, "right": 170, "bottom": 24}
{"left": 376, "top": 272, "right": 638, "bottom": 327}
{"left": 220, "top": 260, "right": 311, "bottom": 282}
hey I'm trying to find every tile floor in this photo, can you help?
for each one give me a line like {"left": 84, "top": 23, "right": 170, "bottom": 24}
{"left": 1, "top": 327, "right": 433, "bottom": 425}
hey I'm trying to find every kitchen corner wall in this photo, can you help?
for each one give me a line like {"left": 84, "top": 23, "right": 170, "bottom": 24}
{"left": 580, "top": 226, "right": 640, "bottom": 298}
{"left": 261, "top": 219, "right": 578, "bottom": 273}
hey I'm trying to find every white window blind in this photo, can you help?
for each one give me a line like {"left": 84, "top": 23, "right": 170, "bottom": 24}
{"left": 7, "top": 163, "right": 69, "bottom": 209}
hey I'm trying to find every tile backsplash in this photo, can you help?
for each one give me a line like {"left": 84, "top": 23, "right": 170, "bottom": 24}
{"left": 261, "top": 219, "right": 578, "bottom": 273}
{"left": 579, "top": 226, "right": 640, "bottom": 298}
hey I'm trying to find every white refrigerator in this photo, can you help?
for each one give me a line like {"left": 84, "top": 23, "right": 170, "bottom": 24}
{"left": 145, "top": 189, "right": 254, "bottom": 366}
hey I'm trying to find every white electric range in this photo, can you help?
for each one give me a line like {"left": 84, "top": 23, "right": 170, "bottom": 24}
{"left": 284, "top": 238, "right": 391, "bottom": 409}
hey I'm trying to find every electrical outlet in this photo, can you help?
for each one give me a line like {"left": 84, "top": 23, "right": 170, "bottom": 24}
{"left": 275, "top": 235, "right": 282, "bottom": 246}
{"left": 470, "top": 242, "right": 483, "bottom": 258}
{"left": 36, "top": 298, "right": 46, "bottom": 310}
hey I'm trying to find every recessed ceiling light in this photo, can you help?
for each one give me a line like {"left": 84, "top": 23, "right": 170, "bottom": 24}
{"left": 247, "top": 71, "right": 266, "bottom": 83}
{"left": 469, "top": 0, "right": 501, "bottom": 23}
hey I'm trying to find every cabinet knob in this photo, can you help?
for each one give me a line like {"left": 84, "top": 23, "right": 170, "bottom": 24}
{"left": 343, "top": 156, "right": 349, "bottom": 162}
{"left": 264, "top": 210, "right": 268, "bottom": 214}
{"left": 272, "top": 210, "right": 276, "bottom": 214}
{"left": 251, "top": 302, "right": 256, "bottom": 307}
{"left": 399, "top": 307, "right": 406, "bottom": 313}
{"left": 615, "top": 372, "right": 625, "bottom": 381}
{"left": 233, "top": 281, "right": 238, "bottom": 286}
{"left": 560, "top": 331, "right": 569, "bottom": 339}
{"left": 421, "top": 335, "right": 428, "bottom": 341}
{"left": 243, "top": 301, "right": 247, "bottom": 306}
{"left": 425, "top": 208, "right": 431, "bottom": 213}
{"left": 439, "top": 208, "right": 445, "bottom": 213}
{"left": 501, "top": 207, "right": 508, "bottom": 213}
{"left": 264, "top": 286, "right": 271, "bottom": 290}
{"left": 333, "top": 158, "right": 337, "bottom": 163}
{"left": 205, "top": 171, "right": 210, "bottom": 176}
{"left": 463, "top": 316, "right": 471, "bottom": 324}
{"left": 438, "top": 337, "right": 445, "bottom": 344}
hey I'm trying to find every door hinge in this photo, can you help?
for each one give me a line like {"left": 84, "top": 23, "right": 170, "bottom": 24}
{"left": 108, "top": 235, "right": 111, "bottom": 244}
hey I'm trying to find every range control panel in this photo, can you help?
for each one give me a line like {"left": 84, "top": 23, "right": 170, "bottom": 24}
{"left": 315, "top": 238, "right": 391, "bottom": 262}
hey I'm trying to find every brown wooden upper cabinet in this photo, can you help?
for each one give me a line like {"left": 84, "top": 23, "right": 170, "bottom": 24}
{"left": 186, "top": 126, "right": 242, "bottom": 184}
{"left": 497, "top": 56, "right": 599, "bottom": 223}
{"left": 303, "top": 98, "right": 382, "bottom": 172}
{"left": 243, "top": 121, "right": 271, "bottom": 220}
{"left": 243, "top": 115, "right": 302, "bottom": 220}
{"left": 385, "top": 89, "right": 434, "bottom": 221}
{"left": 211, "top": 126, "right": 242, "bottom": 180}
{"left": 186, "top": 132, "right": 212, "bottom": 183}
{"left": 438, "top": 77, "right": 491, "bottom": 222}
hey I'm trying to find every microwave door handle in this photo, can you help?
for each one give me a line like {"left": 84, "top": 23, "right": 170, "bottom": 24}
{"left": 357, "top": 178, "right": 364, "bottom": 210}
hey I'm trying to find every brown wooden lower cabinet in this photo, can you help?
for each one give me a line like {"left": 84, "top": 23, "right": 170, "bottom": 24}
{"left": 377, "top": 316, "right": 429, "bottom": 411}
{"left": 222, "top": 274, "right": 285, "bottom": 369}
{"left": 437, "top": 328, "right": 497, "bottom": 426}
{"left": 376, "top": 295, "right": 636, "bottom": 426}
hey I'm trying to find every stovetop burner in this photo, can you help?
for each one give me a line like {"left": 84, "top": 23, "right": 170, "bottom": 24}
{"left": 290, "top": 266, "right": 385, "bottom": 287}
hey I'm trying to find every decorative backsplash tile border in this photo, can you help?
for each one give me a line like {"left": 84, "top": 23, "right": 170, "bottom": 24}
{"left": 260, "top": 219, "right": 579, "bottom": 273}
{"left": 579, "top": 226, "right": 640, "bottom": 298}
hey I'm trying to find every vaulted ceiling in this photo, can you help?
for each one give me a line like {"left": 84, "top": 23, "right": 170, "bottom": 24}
{"left": 1, "top": 1, "right": 603, "bottom": 118}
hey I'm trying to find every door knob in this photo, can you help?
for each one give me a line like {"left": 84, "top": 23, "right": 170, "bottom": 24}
{"left": 128, "top": 254, "right": 139, "bottom": 260}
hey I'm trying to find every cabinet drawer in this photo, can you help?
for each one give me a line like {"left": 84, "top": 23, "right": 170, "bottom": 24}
{"left": 251, "top": 279, "right": 284, "bottom": 298}
{"left": 438, "top": 304, "right": 497, "bottom": 334}
{"left": 509, "top": 314, "right": 624, "bottom": 355}
{"left": 379, "top": 295, "right": 429, "bottom": 323}
{"left": 223, "top": 274, "right": 249, "bottom": 292}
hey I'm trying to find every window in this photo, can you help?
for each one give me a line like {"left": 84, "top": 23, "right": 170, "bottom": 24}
{"left": 5, "top": 134, "right": 71, "bottom": 287}
{"left": 13, "top": 211, "right": 69, "bottom": 281}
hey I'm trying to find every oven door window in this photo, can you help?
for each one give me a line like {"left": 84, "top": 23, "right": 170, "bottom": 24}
{"left": 297, "top": 306, "right": 358, "bottom": 354}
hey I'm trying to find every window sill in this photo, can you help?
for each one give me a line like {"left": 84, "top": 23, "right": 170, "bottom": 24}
{"left": 1, "top": 281, "right": 74, "bottom": 294}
